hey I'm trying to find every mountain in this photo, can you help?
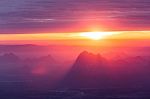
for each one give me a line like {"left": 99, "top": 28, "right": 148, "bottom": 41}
{"left": 0, "top": 53, "right": 22, "bottom": 71}
{"left": 22, "top": 54, "right": 63, "bottom": 90}
{"left": 60, "top": 51, "right": 150, "bottom": 89}
{"left": 0, "top": 53, "right": 20, "bottom": 63}
{"left": 61, "top": 51, "right": 109, "bottom": 89}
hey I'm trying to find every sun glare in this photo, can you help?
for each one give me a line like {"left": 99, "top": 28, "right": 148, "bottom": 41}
{"left": 80, "top": 32, "right": 116, "bottom": 40}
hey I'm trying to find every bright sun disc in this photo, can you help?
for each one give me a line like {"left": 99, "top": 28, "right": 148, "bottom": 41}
{"left": 80, "top": 32, "right": 115, "bottom": 40}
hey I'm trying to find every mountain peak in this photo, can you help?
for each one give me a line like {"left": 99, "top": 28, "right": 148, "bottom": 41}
{"left": 2, "top": 53, "right": 19, "bottom": 59}
{"left": 80, "top": 50, "right": 89, "bottom": 54}
{"left": 62, "top": 51, "right": 108, "bottom": 88}
{"left": 76, "top": 51, "right": 104, "bottom": 65}
{"left": 0, "top": 53, "right": 20, "bottom": 63}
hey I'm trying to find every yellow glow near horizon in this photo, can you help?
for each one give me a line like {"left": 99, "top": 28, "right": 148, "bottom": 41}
{"left": 0, "top": 31, "right": 150, "bottom": 42}
{"left": 79, "top": 31, "right": 119, "bottom": 40}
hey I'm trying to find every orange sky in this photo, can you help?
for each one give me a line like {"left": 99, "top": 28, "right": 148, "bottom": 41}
{"left": 0, "top": 31, "right": 150, "bottom": 46}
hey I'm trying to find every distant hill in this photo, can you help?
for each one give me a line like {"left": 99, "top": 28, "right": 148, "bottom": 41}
{"left": 0, "top": 53, "right": 20, "bottom": 63}
{"left": 61, "top": 51, "right": 109, "bottom": 88}
{"left": 0, "top": 53, "right": 22, "bottom": 71}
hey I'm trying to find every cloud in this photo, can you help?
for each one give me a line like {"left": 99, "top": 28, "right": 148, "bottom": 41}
{"left": 0, "top": 0, "right": 149, "bottom": 33}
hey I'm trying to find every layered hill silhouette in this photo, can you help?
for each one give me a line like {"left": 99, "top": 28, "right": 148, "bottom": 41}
{"left": 61, "top": 51, "right": 150, "bottom": 89}
{"left": 1, "top": 51, "right": 150, "bottom": 90}
{"left": 0, "top": 53, "right": 61, "bottom": 90}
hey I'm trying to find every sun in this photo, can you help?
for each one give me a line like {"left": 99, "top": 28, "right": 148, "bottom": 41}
{"left": 79, "top": 31, "right": 115, "bottom": 40}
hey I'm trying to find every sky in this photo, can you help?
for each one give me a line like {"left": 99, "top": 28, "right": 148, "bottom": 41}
{"left": 0, "top": 0, "right": 150, "bottom": 45}
{"left": 0, "top": 0, "right": 150, "bottom": 33}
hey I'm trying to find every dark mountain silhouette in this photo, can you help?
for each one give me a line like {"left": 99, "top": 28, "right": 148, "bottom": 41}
{"left": 0, "top": 53, "right": 60, "bottom": 90}
{"left": 0, "top": 53, "right": 22, "bottom": 71}
{"left": 60, "top": 51, "right": 150, "bottom": 89}
{"left": 0, "top": 53, "right": 20, "bottom": 63}
{"left": 1, "top": 50, "right": 150, "bottom": 91}
{"left": 61, "top": 51, "right": 110, "bottom": 89}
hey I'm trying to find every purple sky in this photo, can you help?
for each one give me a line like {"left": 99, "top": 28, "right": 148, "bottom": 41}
{"left": 0, "top": 0, "right": 150, "bottom": 34}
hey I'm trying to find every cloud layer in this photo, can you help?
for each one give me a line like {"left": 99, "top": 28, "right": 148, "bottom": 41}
{"left": 0, "top": 0, "right": 150, "bottom": 33}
